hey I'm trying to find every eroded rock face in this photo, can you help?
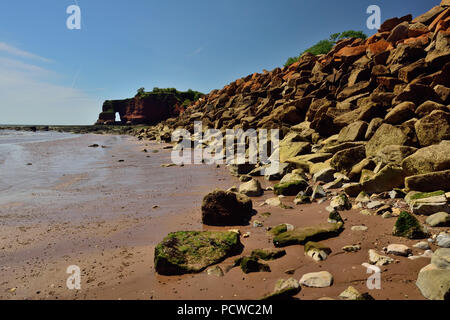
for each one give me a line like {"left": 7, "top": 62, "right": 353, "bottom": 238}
{"left": 97, "top": 93, "right": 185, "bottom": 125}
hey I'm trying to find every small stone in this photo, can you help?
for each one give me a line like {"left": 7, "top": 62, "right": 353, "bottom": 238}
{"left": 387, "top": 244, "right": 412, "bottom": 257}
{"left": 253, "top": 220, "right": 264, "bottom": 228}
{"left": 360, "top": 210, "right": 372, "bottom": 216}
{"left": 339, "top": 286, "right": 374, "bottom": 300}
{"left": 206, "top": 266, "right": 224, "bottom": 277}
{"left": 369, "top": 249, "right": 395, "bottom": 266}
{"left": 299, "top": 271, "right": 333, "bottom": 288}
{"left": 436, "top": 233, "right": 450, "bottom": 248}
{"left": 426, "top": 212, "right": 450, "bottom": 227}
{"left": 367, "top": 201, "right": 384, "bottom": 209}
{"left": 328, "top": 210, "right": 344, "bottom": 224}
{"left": 262, "top": 278, "right": 301, "bottom": 300}
{"left": 343, "top": 245, "right": 361, "bottom": 253}
{"left": 352, "top": 226, "right": 368, "bottom": 232}
{"left": 382, "top": 212, "right": 394, "bottom": 219}
{"left": 414, "top": 242, "right": 431, "bottom": 250}
{"left": 376, "top": 205, "right": 392, "bottom": 216}
{"left": 330, "top": 193, "right": 352, "bottom": 211}
{"left": 356, "top": 191, "right": 370, "bottom": 203}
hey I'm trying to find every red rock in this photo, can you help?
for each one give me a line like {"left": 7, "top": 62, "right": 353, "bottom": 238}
{"left": 435, "top": 16, "right": 450, "bottom": 34}
{"left": 402, "top": 34, "right": 431, "bottom": 47}
{"left": 367, "top": 40, "right": 393, "bottom": 56}
{"left": 379, "top": 14, "right": 412, "bottom": 32}
{"left": 412, "top": 6, "right": 446, "bottom": 24}
{"left": 387, "top": 22, "right": 410, "bottom": 43}
{"left": 335, "top": 45, "right": 368, "bottom": 58}
{"left": 429, "top": 8, "right": 450, "bottom": 31}
{"left": 443, "top": 0, "right": 450, "bottom": 6}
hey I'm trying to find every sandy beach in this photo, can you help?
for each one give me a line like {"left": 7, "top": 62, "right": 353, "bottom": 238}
{"left": 0, "top": 131, "right": 437, "bottom": 300}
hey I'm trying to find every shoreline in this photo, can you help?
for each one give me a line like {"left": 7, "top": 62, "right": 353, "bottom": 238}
{"left": 0, "top": 130, "right": 440, "bottom": 300}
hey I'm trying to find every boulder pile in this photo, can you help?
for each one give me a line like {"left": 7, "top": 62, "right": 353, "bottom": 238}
{"left": 152, "top": 2, "right": 450, "bottom": 300}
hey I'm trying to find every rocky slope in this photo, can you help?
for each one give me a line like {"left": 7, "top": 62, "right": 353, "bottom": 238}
{"left": 142, "top": 2, "right": 450, "bottom": 193}
{"left": 148, "top": 2, "right": 450, "bottom": 300}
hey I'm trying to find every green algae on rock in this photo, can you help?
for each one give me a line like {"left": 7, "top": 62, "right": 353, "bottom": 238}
{"left": 251, "top": 248, "right": 286, "bottom": 261}
{"left": 274, "top": 180, "right": 308, "bottom": 196}
{"left": 234, "top": 256, "right": 271, "bottom": 274}
{"left": 393, "top": 211, "right": 429, "bottom": 239}
{"left": 154, "top": 231, "right": 242, "bottom": 275}
{"left": 273, "top": 222, "right": 344, "bottom": 247}
{"left": 261, "top": 278, "right": 301, "bottom": 300}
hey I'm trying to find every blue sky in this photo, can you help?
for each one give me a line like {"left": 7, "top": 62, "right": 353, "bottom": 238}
{"left": 0, "top": 0, "right": 440, "bottom": 125}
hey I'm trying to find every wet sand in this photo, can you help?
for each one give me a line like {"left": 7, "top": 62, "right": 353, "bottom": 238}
{"left": 0, "top": 133, "right": 440, "bottom": 300}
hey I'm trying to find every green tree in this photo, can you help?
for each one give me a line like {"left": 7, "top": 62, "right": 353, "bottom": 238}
{"left": 137, "top": 87, "right": 145, "bottom": 96}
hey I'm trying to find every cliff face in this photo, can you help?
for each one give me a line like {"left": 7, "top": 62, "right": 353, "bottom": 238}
{"left": 96, "top": 94, "right": 183, "bottom": 125}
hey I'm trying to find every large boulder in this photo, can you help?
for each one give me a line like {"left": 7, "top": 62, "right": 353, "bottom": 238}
{"left": 376, "top": 145, "right": 418, "bottom": 166}
{"left": 416, "top": 250, "right": 450, "bottom": 300}
{"left": 360, "top": 164, "right": 405, "bottom": 194}
{"left": 330, "top": 145, "right": 366, "bottom": 174}
{"left": 402, "top": 141, "right": 450, "bottom": 176}
{"left": 337, "top": 121, "right": 368, "bottom": 142}
{"left": 201, "top": 190, "right": 253, "bottom": 226}
{"left": 366, "top": 124, "right": 412, "bottom": 157}
{"left": 405, "top": 170, "right": 450, "bottom": 192}
{"left": 154, "top": 231, "right": 242, "bottom": 275}
{"left": 384, "top": 102, "right": 416, "bottom": 125}
{"left": 279, "top": 141, "right": 311, "bottom": 163}
{"left": 414, "top": 111, "right": 450, "bottom": 147}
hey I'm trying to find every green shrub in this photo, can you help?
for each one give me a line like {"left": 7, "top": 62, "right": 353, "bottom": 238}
{"left": 284, "top": 30, "right": 368, "bottom": 67}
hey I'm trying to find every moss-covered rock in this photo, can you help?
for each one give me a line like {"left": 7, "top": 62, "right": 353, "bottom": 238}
{"left": 273, "top": 222, "right": 344, "bottom": 247}
{"left": 274, "top": 180, "right": 308, "bottom": 196}
{"left": 261, "top": 278, "right": 301, "bottom": 300}
{"left": 330, "top": 193, "right": 352, "bottom": 211}
{"left": 328, "top": 210, "right": 344, "bottom": 223}
{"left": 154, "top": 231, "right": 242, "bottom": 275}
{"left": 251, "top": 248, "right": 286, "bottom": 261}
{"left": 304, "top": 241, "right": 332, "bottom": 261}
{"left": 393, "top": 212, "right": 429, "bottom": 239}
{"left": 269, "top": 224, "right": 294, "bottom": 236}
{"left": 408, "top": 191, "right": 446, "bottom": 202}
{"left": 235, "top": 256, "right": 271, "bottom": 274}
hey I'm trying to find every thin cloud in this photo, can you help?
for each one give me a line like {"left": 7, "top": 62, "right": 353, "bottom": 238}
{"left": 0, "top": 42, "right": 52, "bottom": 63}
{"left": 0, "top": 56, "right": 50, "bottom": 75}
{"left": 189, "top": 47, "right": 204, "bottom": 56}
